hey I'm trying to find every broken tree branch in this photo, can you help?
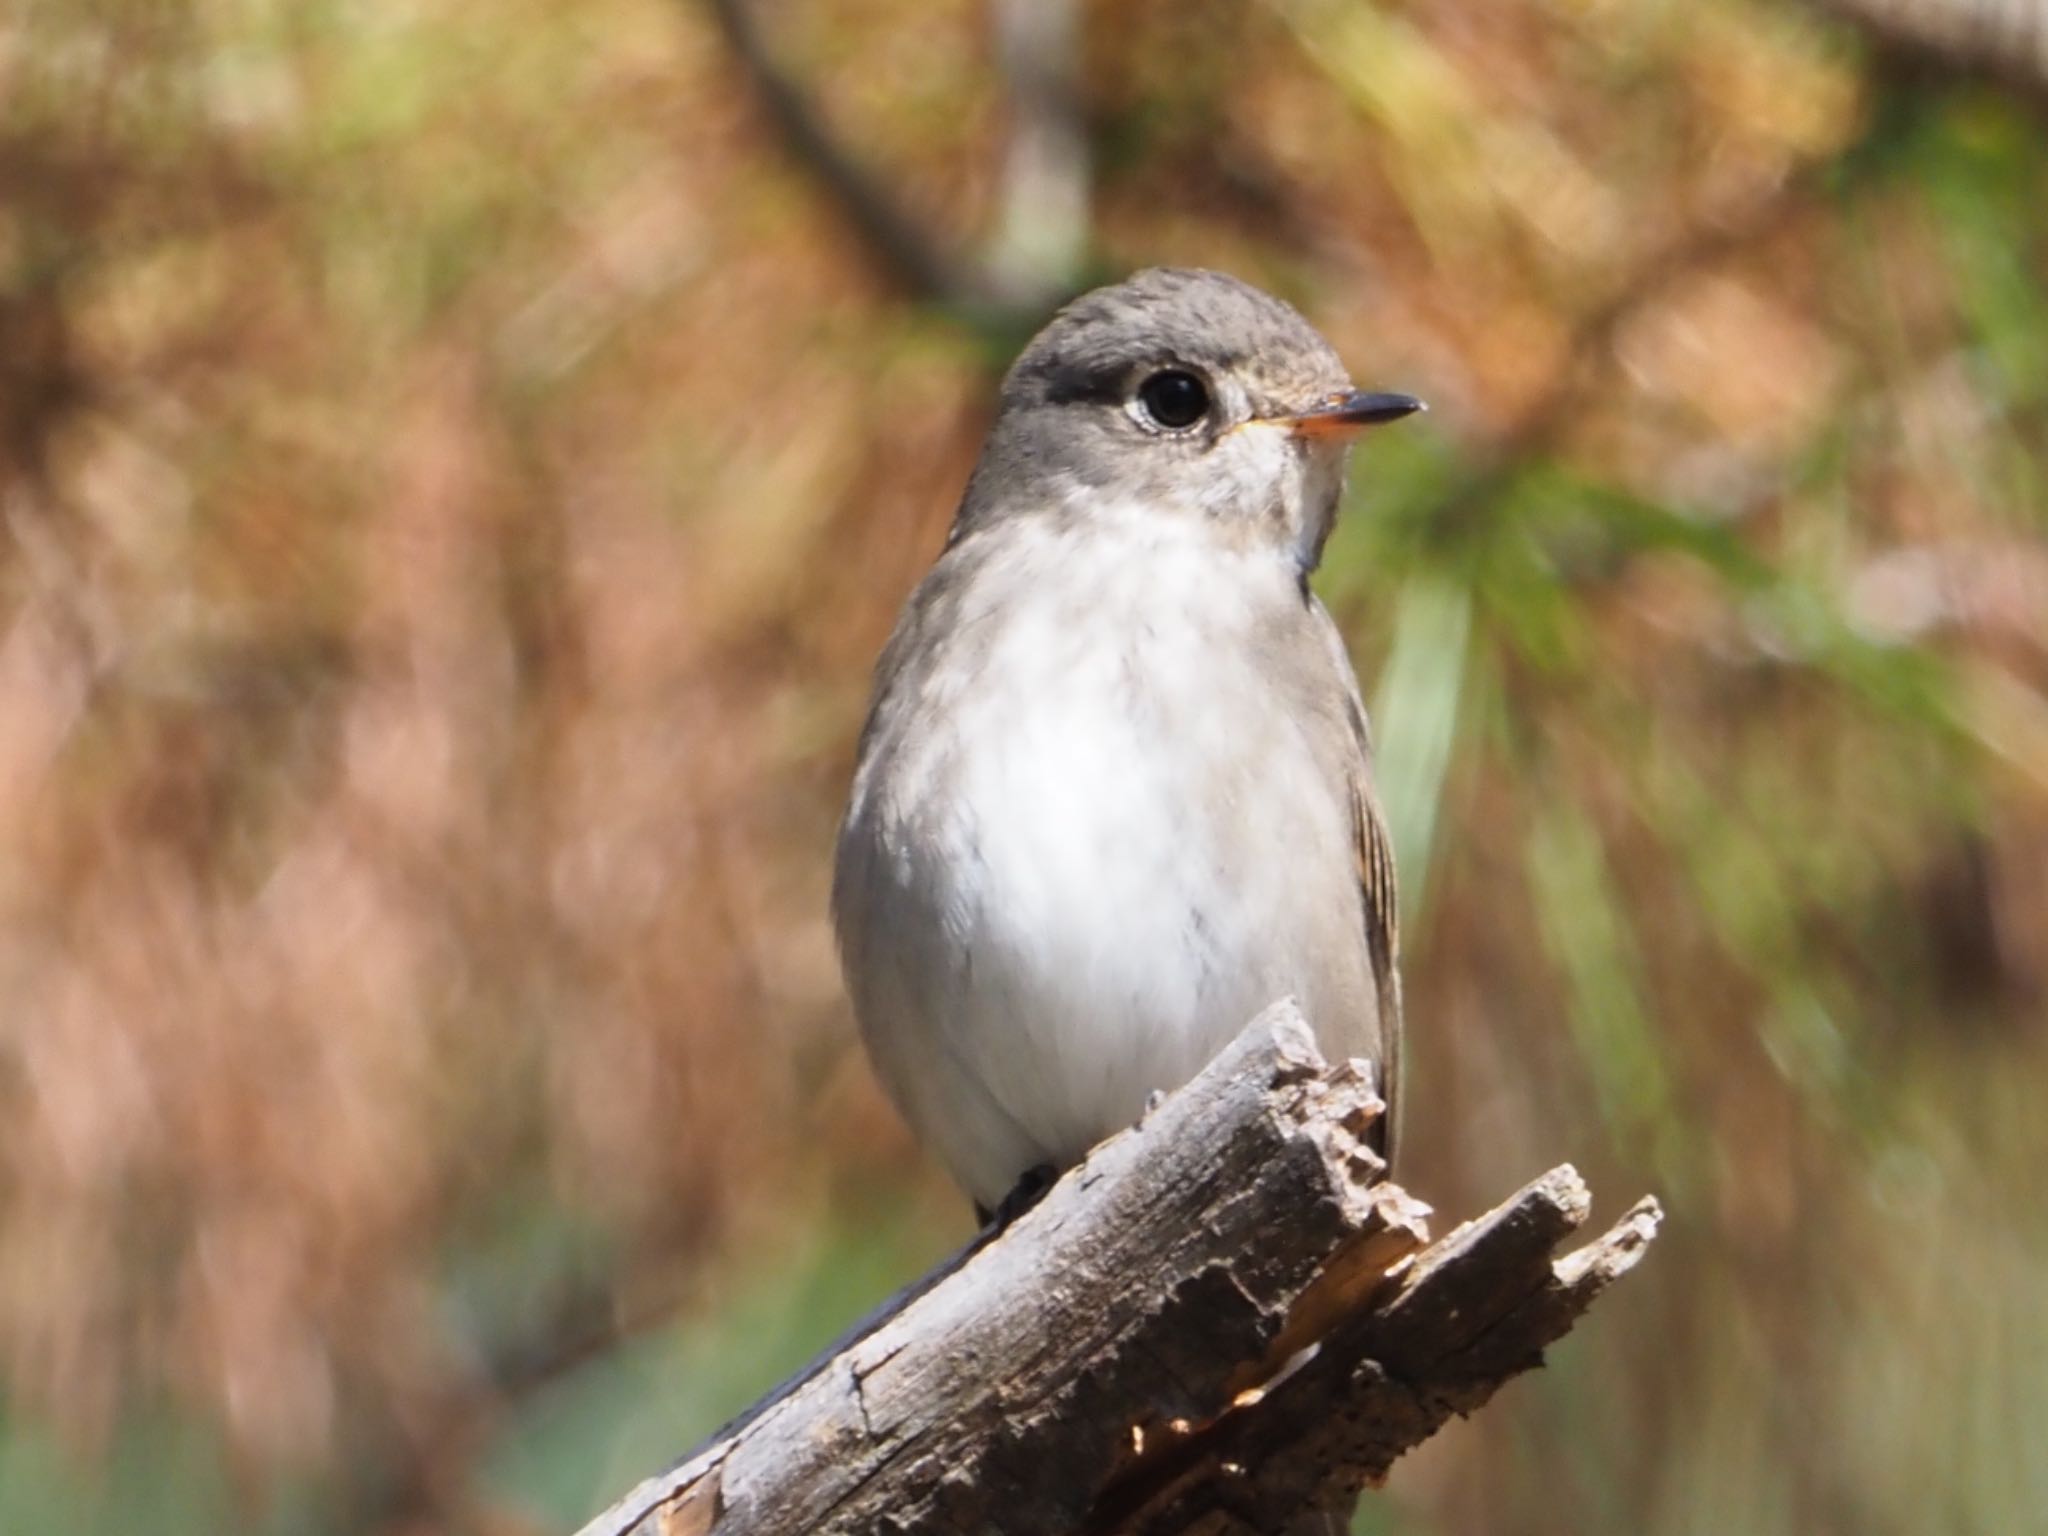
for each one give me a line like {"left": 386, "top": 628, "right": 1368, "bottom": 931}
{"left": 577, "top": 1001, "right": 1660, "bottom": 1536}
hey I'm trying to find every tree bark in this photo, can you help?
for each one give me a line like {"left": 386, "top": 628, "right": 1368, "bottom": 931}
{"left": 1808, "top": 0, "right": 2048, "bottom": 98}
{"left": 577, "top": 1001, "right": 1661, "bottom": 1536}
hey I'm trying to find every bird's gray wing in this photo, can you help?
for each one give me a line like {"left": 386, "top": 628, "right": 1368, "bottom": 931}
{"left": 1311, "top": 599, "right": 1404, "bottom": 1168}
{"left": 1348, "top": 747, "right": 1403, "bottom": 1166}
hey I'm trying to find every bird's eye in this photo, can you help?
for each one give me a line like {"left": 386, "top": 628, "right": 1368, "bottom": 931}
{"left": 1136, "top": 369, "right": 1211, "bottom": 430}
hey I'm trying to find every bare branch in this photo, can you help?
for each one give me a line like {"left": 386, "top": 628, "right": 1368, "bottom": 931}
{"left": 701, "top": 0, "right": 1087, "bottom": 322}
{"left": 1807, "top": 0, "right": 2048, "bottom": 98}
{"left": 702, "top": 0, "right": 984, "bottom": 307}
{"left": 985, "top": 0, "right": 1091, "bottom": 304}
{"left": 576, "top": 1001, "right": 1660, "bottom": 1536}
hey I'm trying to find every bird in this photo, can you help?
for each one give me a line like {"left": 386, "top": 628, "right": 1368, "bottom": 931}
{"left": 833, "top": 267, "right": 1421, "bottom": 1220}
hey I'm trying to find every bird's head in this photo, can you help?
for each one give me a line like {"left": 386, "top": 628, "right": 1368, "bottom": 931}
{"left": 960, "top": 267, "right": 1423, "bottom": 571}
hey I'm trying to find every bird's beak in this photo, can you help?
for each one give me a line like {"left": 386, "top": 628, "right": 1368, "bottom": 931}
{"left": 1284, "top": 390, "right": 1427, "bottom": 439}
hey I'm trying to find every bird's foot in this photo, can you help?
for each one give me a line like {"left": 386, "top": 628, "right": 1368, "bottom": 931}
{"left": 976, "top": 1162, "right": 1057, "bottom": 1232}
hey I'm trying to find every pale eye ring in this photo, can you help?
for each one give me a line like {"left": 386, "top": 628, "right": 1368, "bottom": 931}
{"left": 1135, "top": 369, "right": 1211, "bottom": 430}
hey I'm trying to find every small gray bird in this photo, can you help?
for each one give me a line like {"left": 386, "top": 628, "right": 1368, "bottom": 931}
{"left": 834, "top": 267, "right": 1420, "bottom": 1218}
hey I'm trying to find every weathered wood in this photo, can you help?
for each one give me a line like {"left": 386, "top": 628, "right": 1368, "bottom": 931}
{"left": 578, "top": 1001, "right": 1660, "bottom": 1536}
{"left": 1805, "top": 0, "right": 2048, "bottom": 97}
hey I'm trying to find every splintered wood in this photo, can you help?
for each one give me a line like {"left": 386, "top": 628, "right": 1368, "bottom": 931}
{"left": 579, "top": 1001, "right": 1661, "bottom": 1536}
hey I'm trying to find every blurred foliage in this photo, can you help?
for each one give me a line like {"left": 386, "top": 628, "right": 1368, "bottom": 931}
{"left": 1, "top": 0, "right": 2044, "bottom": 1533}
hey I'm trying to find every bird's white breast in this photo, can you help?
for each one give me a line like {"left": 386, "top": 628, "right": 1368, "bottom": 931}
{"left": 838, "top": 504, "right": 1361, "bottom": 1208}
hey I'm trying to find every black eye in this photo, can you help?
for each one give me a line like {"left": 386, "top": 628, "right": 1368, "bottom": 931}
{"left": 1136, "top": 369, "right": 1210, "bottom": 430}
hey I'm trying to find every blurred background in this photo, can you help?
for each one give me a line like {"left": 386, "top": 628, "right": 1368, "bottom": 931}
{"left": 2, "top": 0, "right": 2044, "bottom": 1532}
